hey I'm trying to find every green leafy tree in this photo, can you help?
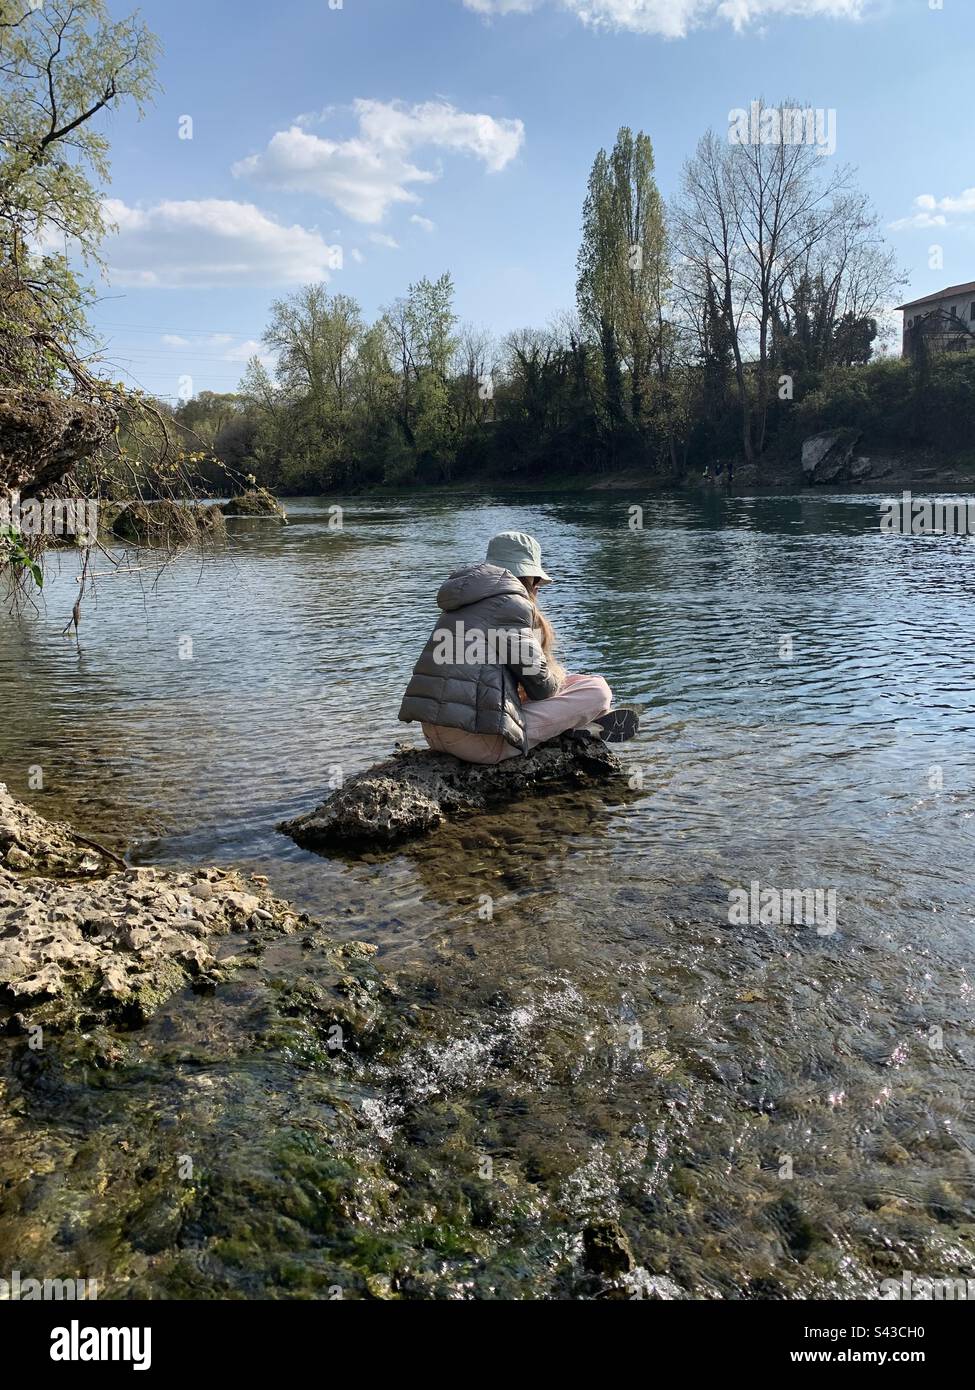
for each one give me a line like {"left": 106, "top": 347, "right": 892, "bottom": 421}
{"left": 383, "top": 273, "right": 459, "bottom": 480}
{"left": 577, "top": 128, "right": 670, "bottom": 445}
{"left": 0, "top": 0, "right": 159, "bottom": 378}
{"left": 261, "top": 286, "right": 366, "bottom": 486}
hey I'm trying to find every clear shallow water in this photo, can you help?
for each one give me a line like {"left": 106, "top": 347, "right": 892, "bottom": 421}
{"left": 2, "top": 493, "right": 975, "bottom": 1297}
{"left": 3, "top": 494, "right": 974, "bottom": 916}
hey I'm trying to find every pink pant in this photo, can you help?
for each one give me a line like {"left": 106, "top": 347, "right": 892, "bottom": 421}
{"left": 422, "top": 673, "right": 613, "bottom": 766}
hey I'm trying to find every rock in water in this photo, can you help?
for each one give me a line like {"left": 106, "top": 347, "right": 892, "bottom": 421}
{"left": 582, "top": 1220, "right": 636, "bottom": 1277}
{"left": 107, "top": 499, "right": 226, "bottom": 547}
{"left": 0, "top": 862, "right": 311, "bottom": 1032}
{"left": 801, "top": 428, "right": 862, "bottom": 484}
{"left": 0, "top": 781, "right": 111, "bottom": 876}
{"left": 220, "top": 487, "right": 287, "bottom": 521}
{"left": 280, "top": 734, "right": 622, "bottom": 850}
{"left": 0, "top": 785, "right": 370, "bottom": 1032}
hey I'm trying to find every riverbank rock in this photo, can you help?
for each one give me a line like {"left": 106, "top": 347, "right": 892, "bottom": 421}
{"left": 0, "top": 388, "right": 116, "bottom": 493}
{"left": 848, "top": 455, "right": 895, "bottom": 483}
{"left": 801, "top": 428, "right": 862, "bottom": 484}
{"left": 220, "top": 487, "right": 287, "bottom": 522}
{"left": 0, "top": 783, "right": 114, "bottom": 877}
{"left": 582, "top": 1219, "right": 636, "bottom": 1276}
{"left": 0, "top": 861, "right": 304, "bottom": 1032}
{"left": 280, "top": 733, "right": 622, "bottom": 851}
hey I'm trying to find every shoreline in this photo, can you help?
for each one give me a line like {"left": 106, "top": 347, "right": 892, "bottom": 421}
{"left": 0, "top": 782, "right": 375, "bottom": 1034}
{"left": 271, "top": 444, "right": 975, "bottom": 503}
{"left": 0, "top": 780, "right": 659, "bottom": 1300}
{"left": 3, "top": 778, "right": 973, "bottom": 1301}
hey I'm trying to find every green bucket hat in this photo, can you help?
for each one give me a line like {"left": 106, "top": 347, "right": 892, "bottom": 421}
{"left": 485, "top": 531, "right": 552, "bottom": 584}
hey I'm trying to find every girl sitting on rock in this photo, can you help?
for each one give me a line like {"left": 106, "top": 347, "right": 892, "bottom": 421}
{"left": 398, "top": 531, "right": 637, "bottom": 765}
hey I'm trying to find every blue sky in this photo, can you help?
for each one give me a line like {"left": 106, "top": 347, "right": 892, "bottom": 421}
{"left": 88, "top": 0, "right": 974, "bottom": 400}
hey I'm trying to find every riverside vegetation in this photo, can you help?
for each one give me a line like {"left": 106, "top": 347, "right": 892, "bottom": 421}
{"left": 1, "top": 0, "right": 970, "bottom": 597}
{"left": 146, "top": 125, "right": 973, "bottom": 496}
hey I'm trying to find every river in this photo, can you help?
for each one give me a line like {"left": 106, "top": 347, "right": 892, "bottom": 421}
{"left": 1, "top": 491, "right": 973, "bottom": 1298}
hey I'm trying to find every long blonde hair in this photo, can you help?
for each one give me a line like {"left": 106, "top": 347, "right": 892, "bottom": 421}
{"left": 521, "top": 579, "right": 566, "bottom": 687}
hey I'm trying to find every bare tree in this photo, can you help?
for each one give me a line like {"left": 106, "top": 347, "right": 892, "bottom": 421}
{"left": 674, "top": 101, "right": 900, "bottom": 459}
{"left": 453, "top": 324, "right": 497, "bottom": 430}
{"left": 674, "top": 129, "right": 755, "bottom": 459}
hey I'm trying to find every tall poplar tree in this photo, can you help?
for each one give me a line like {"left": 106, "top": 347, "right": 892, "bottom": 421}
{"left": 576, "top": 127, "right": 670, "bottom": 432}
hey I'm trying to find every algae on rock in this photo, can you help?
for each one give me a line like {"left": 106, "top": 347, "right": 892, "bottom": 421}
{"left": 281, "top": 734, "right": 622, "bottom": 851}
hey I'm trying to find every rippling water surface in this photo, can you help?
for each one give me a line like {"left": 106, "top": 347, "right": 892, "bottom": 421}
{"left": 2, "top": 492, "right": 974, "bottom": 1297}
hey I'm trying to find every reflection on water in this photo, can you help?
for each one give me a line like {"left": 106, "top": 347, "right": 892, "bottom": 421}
{"left": 2, "top": 492, "right": 974, "bottom": 1296}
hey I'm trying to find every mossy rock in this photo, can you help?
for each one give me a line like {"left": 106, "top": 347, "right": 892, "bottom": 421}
{"left": 108, "top": 500, "right": 226, "bottom": 547}
{"left": 0, "top": 388, "right": 116, "bottom": 492}
{"left": 220, "top": 488, "right": 287, "bottom": 522}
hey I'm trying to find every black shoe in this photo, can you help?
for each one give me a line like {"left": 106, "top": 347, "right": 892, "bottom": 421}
{"left": 592, "top": 707, "right": 641, "bottom": 743}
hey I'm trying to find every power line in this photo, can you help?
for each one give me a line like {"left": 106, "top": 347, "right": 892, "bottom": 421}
{"left": 92, "top": 320, "right": 267, "bottom": 338}
{"left": 97, "top": 359, "right": 247, "bottom": 400}
{"left": 95, "top": 351, "right": 258, "bottom": 363}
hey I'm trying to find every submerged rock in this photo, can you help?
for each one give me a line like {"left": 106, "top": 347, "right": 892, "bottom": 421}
{"left": 582, "top": 1219, "right": 636, "bottom": 1276}
{"left": 280, "top": 733, "right": 622, "bottom": 850}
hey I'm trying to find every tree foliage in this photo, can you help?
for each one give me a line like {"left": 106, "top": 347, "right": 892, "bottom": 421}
{"left": 0, "top": 0, "right": 159, "bottom": 374}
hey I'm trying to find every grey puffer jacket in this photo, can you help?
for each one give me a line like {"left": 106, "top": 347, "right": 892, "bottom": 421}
{"left": 398, "top": 563, "right": 562, "bottom": 751}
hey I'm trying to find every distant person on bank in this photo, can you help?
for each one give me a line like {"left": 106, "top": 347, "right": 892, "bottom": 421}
{"left": 398, "top": 531, "right": 638, "bottom": 765}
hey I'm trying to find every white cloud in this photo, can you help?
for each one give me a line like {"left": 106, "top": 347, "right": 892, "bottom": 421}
{"left": 711, "top": 0, "right": 866, "bottom": 29}
{"left": 227, "top": 341, "right": 277, "bottom": 374}
{"left": 233, "top": 125, "right": 434, "bottom": 224}
{"left": 464, "top": 0, "right": 539, "bottom": 12}
{"left": 163, "top": 331, "right": 241, "bottom": 349}
{"left": 353, "top": 98, "right": 523, "bottom": 172}
{"left": 223, "top": 338, "right": 267, "bottom": 363}
{"left": 233, "top": 98, "right": 525, "bottom": 224}
{"left": 157, "top": 331, "right": 276, "bottom": 371}
{"left": 102, "top": 198, "right": 342, "bottom": 288}
{"left": 931, "top": 188, "right": 975, "bottom": 216}
{"left": 369, "top": 232, "right": 400, "bottom": 249}
{"left": 564, "top": 0, "right": 702, "bottom": 34}
{"left": 888, "top": 212, "right": 946, "bottom": 232}
{"left": 410, "top": 214, "right": 437, "bottom": 232}
{"left": 889, "top": 188, "right": 975, "bottom": 232}
{"left": 463, "top": 0, "right": 867, "bottom": 37}
{"left": 350, "top": 247, "right": 365, "bottom": 264}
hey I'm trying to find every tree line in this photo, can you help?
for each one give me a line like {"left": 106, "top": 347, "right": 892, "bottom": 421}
{"left": 0, "top": 2, "right": 964, "bottom": 517}
{"left": 167, "top": 110, "right": 939, "bottom": 494}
